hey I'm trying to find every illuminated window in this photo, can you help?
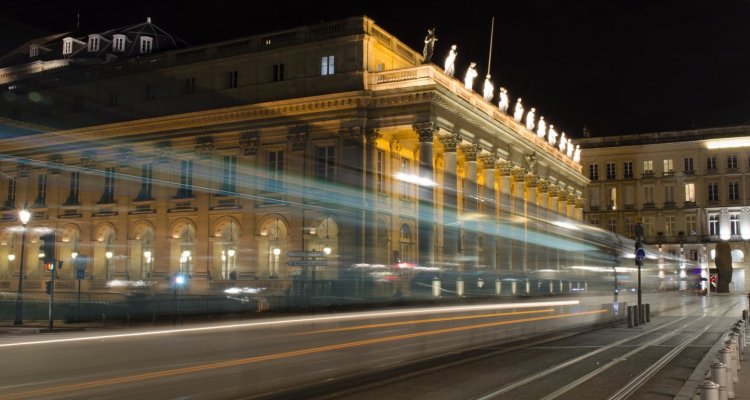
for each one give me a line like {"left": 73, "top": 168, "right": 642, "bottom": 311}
{"left": 588, "top": 164, "right": 598, "bottom": 180}
{"left": 643, "top": 160, "right": 653, "bottom": 174}
{"left": 400, "top": 158, "right": 411, "bottom": 200}
{"left": 686, "top": 214, "right": 697, "bottom": 236}
{"left": 608, "top": 187, "right": 616, "bottom": 210}
{"left": 685, "top": 183, "right": 695, "bottom": 202}
{"left": 140, "top": 36, "right": 153, "bottom": 54}
{"left": 709, "top": 214, "right": 720, "bottom": 236}
{"left": 665, "top": 215, "right": 676, "bottom": 236}
{"left": 376, "top": 150, "right": 385, "bottom": 194}
{"left": 663, "top": 159, "right": 673, "bottom": 173}
{"left": 321, "top": 55, "right": 335, "bottom": 76}
{"left": 731, "top": 213, "right": 741, "bottom": 235}
{"left": 113, "top": 34, "right": 126, "bottom": 52}
{"left": 62, "top": 38, "right": 74, "bottom": 55}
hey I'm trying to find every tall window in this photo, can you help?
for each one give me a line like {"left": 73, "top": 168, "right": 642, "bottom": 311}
{"left": 731, "top": 213, "right": 741, "bottom": 235}
{"left": 728, "top": 155, "right": 738, "bottom": 169}
{"left": 608, "top": 218, "right": 617, "bottom": 233}
{"left": 273, "top": 63, "right": 284, "bottom": 81}
{"left": 608, "top": 187, "right": 617, "bottom": 210}
{"left": 136, "top": 163, "right": 153, "bottom": 201}
{"left": 35, "top": 174, "right": 47, "bottom": 207}
{"left": 729, "top": 181, "right": 740, "bottom": 201}
{"left": 663, "top": 159, "right": 674, "bottom": 174}
{"left": 101, "top": 167, "right": 115, "bottom": 204}
{"left": 227, "top": 70, "right": 238, "bottom": 88}
{"left": 708, "top": 182, "right": 719, "bottom": 201}
{"left": 664, "top": 185, "right": 674, "bottom": 204}
{"left": 376, "top": 149, "right": 385, "bottom": 194}
{"left": 665, "top": 215, "right": 676, "bottom": 236}
{"left": 709, "top": 214, "right": 720, "bottom": 236}
{"left": 66, "top": 171, "right": 80, "bottom": 205}
{"left": 606, "top": 162, "right": 616, "bottom": 180}
{"left": 643, "top": 216, "right": 655, "bottom": 236}
{"left": 221, "top": 156, "right": 237, "bottom": 194}
{"left": 63, "top": 38, "right": 73, "bottom": 55}
{"left": 685, "top": 183, "right": 695, "bottom": 202}
{"left": 689, "top": 249, "right": 698, "bottom": 261}
{"left": 315, "top": 146, "right": 335, "bottom": 182}
{"left": 684, "top": 157, "right": 694, "bottom": 174}
{"left": 624, "top": 186, "right": 634, "bottom": 207}
{"left": 644, "top": 186, "right": 654, "bottom": 204}
{"left": 589, "top": 187, "right": 599, "bottom": 209}
{"left": 140, "top": 36, "right": 153, "bottom": 54}
{"left": 176, "top": 160, "right": 194, "bottom": 198}
{"left": 589, "top": 164, "right": 599, "bottom": 180}
{"left": 623, "top": 161, "right": 633, "bottom": 179}
{"left": 5, "top": 177, "right": 16, "bottom": 208}
{"left": 400, "top": 158, "right": 411, "bottom": 199}
{"left": 113, "top": 34, "right": 126, "bottom": 52}
{"left": 321, "top": 55, "right": 335, "bottom": 76}
{"left": 643, "top": 160, "right": 653, "bottom": 174}
{"left": 399, "top": 224, "right": 412, "bottom": 262}
{"left": 625, "top": 217, "right": 635, "bottom": 237}
{"left": 267, "top": 151, "right": 285, "bottom": 192}
{"left": 707, "top": 156, "right": 717, "bottom": 170}
{"left": 686, "top": 215, "right": 698, "bottom": 236}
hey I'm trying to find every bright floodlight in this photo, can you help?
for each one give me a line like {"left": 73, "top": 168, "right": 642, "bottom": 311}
{"left": 71, "top": 251, "right": 78, "bottom": 259}
{"left": 175, "top": 275, "right": 186, "bottom": 285}
{"left": 143, "top": 250, "right": 152, "bottom": 259}
{"left": 227, "top": 249, "right": 236, "bottom": 257}
{"left": 18, "top": 209, "right": 30, "bottom": 225}
{"left": 323, "top": 246, "right": 332, "bottom": 255}
{"left": 272, "top": 247, "right": 281, "bottom": 256}
{"left": 8, "top": 254, "right": 15, "bottom": 261}
{"left": 105, "top": 251, "right": 113, "bottom": 259}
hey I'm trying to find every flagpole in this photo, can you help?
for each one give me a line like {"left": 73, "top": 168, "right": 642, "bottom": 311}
{"left": 487, "top": 16, "right": 495, "bottom": 74}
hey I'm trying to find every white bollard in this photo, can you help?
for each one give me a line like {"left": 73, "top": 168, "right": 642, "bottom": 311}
{"left": 432, "top": 276, "right": 441, "bottom": 298}
{"left": 727, "top": 337, "right": 740, "bottom": 373}
{"left": 719, "top": 347, "right": 737, "bottom": 398}
{"left": 456, "top": 276, "right": 464, "bottom": 297}
{"left": 711, "top": 361, "right": 729, "bottom": 400}
{"left": 701, "top": 380, "right": 720, "bottom": 400}
{"left": 495, "top": 278, "right": 501, "bottom": 295}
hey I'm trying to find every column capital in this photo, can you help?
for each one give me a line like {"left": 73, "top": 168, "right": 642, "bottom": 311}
{"left": 461, "top": 144, "right": 481, "bottom": 162}
{"left": 438, "top": 134, "right": 461, "bottom": 152}
{"left": 365, "top": 128, "right": 382, "bottom": 146}
{"left": 558, "top": 189, "right": 569, "bottom": 202}
{"left": 537, "top": 178, "right": 549, "bottom": 193}
{"left": 496, "top": 160, "right": 514, "bottom": 176}
{"left": 511, "top": 167, "right": 526, "bottom": 182}
{"left": 478, "top": 152, "right": 497, "bottom": 168}
{"left": 525, "top": 173, "right": 539, "bottom": 188}
{"left": 413, "top": 121, "right": 439, "bottom": 143}
{"left": 548, "top": 184, "right": 560, "bottom": 198}
{"left": 575, "top": 196, "right": 584, "bottom": 209}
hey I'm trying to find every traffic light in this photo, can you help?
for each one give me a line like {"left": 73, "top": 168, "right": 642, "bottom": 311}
{"left": 40, "top": 233, "right": 56, "bottom": 265}
{"left": 45, "top": 280, "right": 52, "bottom": 295}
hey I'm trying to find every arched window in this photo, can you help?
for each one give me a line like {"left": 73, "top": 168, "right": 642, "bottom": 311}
{"left": 731, "top": 249, "right": 744, "bottom": 263}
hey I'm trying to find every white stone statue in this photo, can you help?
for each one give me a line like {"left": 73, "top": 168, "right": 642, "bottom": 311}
{"left": 483, "top": 75, "right": 494, "bottom": 102}
{"left": 567, "top": 139, "right": 575, "bottom": 158}
{"left": 558, "top": 131, "right": 567, "bottom": 153}
{"left": 464, "top": 62, "right": 478, "bottom": 91}
{"left": 444, "top": 44, "right": 458, "bottom": 77}
{"left": 525, "top": 107, "right": 536, "bottom": 131}
{"left": 547, "top": 123, "right": 558, "bottom": 145}
{"left": 513, "top": 98, "right": 524, "bottom": 121}
{"left": 536, "top": 116, "right": 546, "bottom": 138}
{"left": 498, "top": 87, "right": 509, "bottom": 113}
{"left": 573, "top": 144, "right": 581, "bottom": 162}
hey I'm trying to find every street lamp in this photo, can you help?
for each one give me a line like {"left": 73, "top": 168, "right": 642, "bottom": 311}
{"left": 143, "top": 249, "right": 152, "bottom": 278}
{"left": 105, "top": 250, "right": 113, "bottom": 280}
{"left": 13, "top": 206, "right": 31, "bottom": 325}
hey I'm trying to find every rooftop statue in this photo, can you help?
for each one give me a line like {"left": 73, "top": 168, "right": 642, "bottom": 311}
{"left": 537, "top": 116, "right": 546, "bottom": 138}
{"left": 573, "top": 144, "right": 581, "bottom": 162}
{"left": 513, "top": 98, "right": 524, "bottom": 122}
{"left": 558, "top": 132, "right": 567, "bottom": 153}
{"left": 483, "top": 75, "right": 494, "bottom": 102}
{"left": 464, "top": 62, "right": 478, "bottom": 91}
{"left": 444, "top": 44, "right": 458, "bottom": 77}
{"left": 547, "top": 124, "right": 558, "bottom": 146}
{"left": 525, "top": 107, "right": 536, "bottom": 131}
{"left": 498, "top": 87, "right": 509, "bottom": 113}
{"left": 422, "top": 28, "right": 438, "bottom": 64}
{"left": 567, "top": 139, "right": 575, "bottom": 158}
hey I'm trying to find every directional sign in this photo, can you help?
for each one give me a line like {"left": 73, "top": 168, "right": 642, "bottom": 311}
{"left": 287, "top": 260, "right": 328, "bottom": 266}
{"left": 287, "top": 251, "right": 326, "bottom": 257}
{"left": 635, "top": 248, "right": 646, "bottom": 262}
{"left": 76, "top": 269, "right": 85, "bottom": 280}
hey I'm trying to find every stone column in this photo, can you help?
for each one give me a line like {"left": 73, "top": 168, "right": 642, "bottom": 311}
{"left": 497, "top": 160, "right": 513, "bottom": 271}
{"left": 511, "top": 167, "right": 527, "bottom": 274}
{"left": 439, "top": 134, "right": 461, "bottom": 266}
{"left": 526, "top": 174, "right": 539, "bottom": 271}
{"left": 537, "top": 179, "right": 550, "bottom": 271}
{"left": 461, "top": 144, "right": 480, "bottom": 271}
{"left": 558, "top": 189, "right": 569, "bottom": 218}
{"left": 548, "top": 184, "right": 560, "bottom": 269}
{"left": 364, "top": 129, "right": 381, "bottom": 264}
{"left": 413, "top": 122, "right": 439, "bottom": 267}
{"left": 479, "top": 153, "right": 497, "bottom": 271}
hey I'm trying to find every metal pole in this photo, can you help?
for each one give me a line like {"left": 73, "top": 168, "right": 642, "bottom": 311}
{"left": 48, "top": 263, "right": 55, "bottom": 330}
{"left": 486, "top": 17, "right": 495, "bottom": 74}
{"left": 77, "top": 277, "right": 81, "bottom": 322}
{"left": 13, "top": 221, "right": 28, "bottom": 325}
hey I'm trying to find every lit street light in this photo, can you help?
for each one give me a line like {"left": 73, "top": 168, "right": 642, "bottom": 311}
{"left": 105, "top": 250, "right": 113, "bottom": 280}
{"left": 13, "top": 206, "right": 31, "bottom": 325}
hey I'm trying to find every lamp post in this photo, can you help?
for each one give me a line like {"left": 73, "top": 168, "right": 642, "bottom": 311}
{"left": 13, "top": 207, "right": 31, "bottom": 325}
{"left": 143, "top": 249, "right": 152, "bottom": 278}
{"left": 105, "top": 250, "right": 113, "bottom": 280}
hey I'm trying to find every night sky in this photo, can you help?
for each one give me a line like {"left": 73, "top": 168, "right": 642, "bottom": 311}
{"left": 2, "top": 0, "right": 749, "bottom": 138}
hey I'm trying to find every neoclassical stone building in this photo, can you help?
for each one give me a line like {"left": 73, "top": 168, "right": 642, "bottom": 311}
{"left": 0, "top": 16, "right": 586, "bottom": 295}
{"left": 578, "top": 126, "right": 750, "bottom": 292}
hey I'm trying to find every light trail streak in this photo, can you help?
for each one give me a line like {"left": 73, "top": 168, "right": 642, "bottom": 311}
{"left": 301, "top": 308, "right": 555, "bottom": 334}
{"left": 0, "top": 309, "right": 606, "bottom": 400}
{"left": 0, "top": 300, "right": 579, "bottom": 348}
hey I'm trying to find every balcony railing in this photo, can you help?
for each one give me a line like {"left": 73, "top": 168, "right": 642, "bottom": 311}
{"left": 642, "top": 171, "right": 655, "bottom": 178}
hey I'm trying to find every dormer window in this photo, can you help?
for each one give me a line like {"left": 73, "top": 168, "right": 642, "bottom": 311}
{"left": 140, "top": 36, "right": 153, "bottom": 54}
{"left": 29, "top": 45, "right": 39, "bottom": 58}
{"left": 88, "top": 34, "right": 101, "bottom": 52}
{"left": 113, "top": 34, "right": 126, "bottom": 53}
{"left": 63, "top": 38, "right": 74, "bottom": 55}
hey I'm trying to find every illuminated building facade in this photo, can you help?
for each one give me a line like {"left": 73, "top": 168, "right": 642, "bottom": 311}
{"left": 0, "top": 17, "right": 585, "bottom": 295}
{"left": 578, "top": 127, "right": 750, "bottom": 292}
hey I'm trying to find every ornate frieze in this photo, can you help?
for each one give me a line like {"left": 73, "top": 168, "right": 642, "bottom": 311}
{"left": 81, "top": 150, "right": 97, "bottom": 169}
{"left": 196, "top": 135, "right": 215, "bottom": 158}
{"left": 412, "top": 121, "right": 439, "bottom": 143}
{"left": 117, "top": 147, "right": 134, "bottom": 168}
{"left": 155, "top": 141, "right": 172, "bottom": 164}
{"left": 239, "top": 131, "right": 259, "bottom": 156}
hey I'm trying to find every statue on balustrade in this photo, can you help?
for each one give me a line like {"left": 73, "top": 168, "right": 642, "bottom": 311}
{"left": 498, "top": 87, "right": 509, "bottom": 113}
{"left": 536, "top": 116, "right": 546, "bottom": 138}
{"left": 423, "top": 28, "right": 438, "bottom": 64}
{"left": 483, "top": 75, "right": 494, "bottom": 102}
{"left": 444, "top": 44, "right": 458, "bottom": 77}
{"left": 558, "top": 131, "right": 567, "bottom": 153}
{"left": 464, "top": 62, "right": 478, "bottom": 90}
{"left": 525, "top": 107, "right": 536, "bottom": 131}
{"left": 513, "top": 98, "right": 524, "bottom": 121}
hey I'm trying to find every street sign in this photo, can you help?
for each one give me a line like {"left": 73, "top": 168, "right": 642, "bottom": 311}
{"left": 635, "top": 248, "right": 646, "bottom": 262}
{"left": 287, "top": 251, "right": 326, "bottom": 257}
{"left": 287, "top": 260, "right": 328, "bottom": 266}
{"left": 76, "top": 269, "right": 85, "bottom": 280}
